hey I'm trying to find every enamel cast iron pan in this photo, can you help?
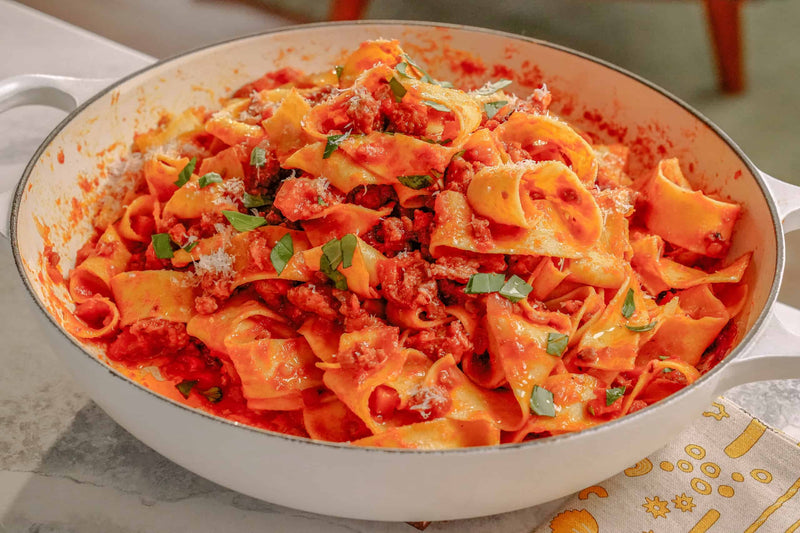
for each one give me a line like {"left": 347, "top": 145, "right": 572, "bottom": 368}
{"left": 2, "top": 22, "right": 800, "bottom": 522}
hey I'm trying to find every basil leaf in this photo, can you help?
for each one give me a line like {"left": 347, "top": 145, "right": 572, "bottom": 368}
{"left": 546, "top": 332, "right": 569, "bottom": 358}
{"left": 151, "top": 233, "right": 174, "bottom": 259}
{"left": 175, "top": 379, "right": 198, "bottom": 399}
{"left": 322, "top": 238, "right": 343, "bottom": 270}
{"left": 484, "top": 100, "right": 508, "bottom": 119}
{"left": 658, "top": 355, "right": 669, "bottom": 360}
{"left": 173, "top": 157, "right": 197, "bottom": 187}
{"left": 402, "top": 54, "right": 427, "bottom": 78}
{"left": 243, "top": 192, "right": 272, "bottom": 209}
{"left": 340, "top": 233, "right": 357, "bottom": 269}
{"left": 183, "top": 241, "right": 198, "bottom": 253}
{"left": 606, "top": 386, "right": 626, "bottom": 406}
{"left": 663, "top": 368, "right": 675, "bottom": 374}
{"left": 270, "top": 233, "right": 294, "bottom": 274}
{"left": 422, "top": 100, "right": 451, "bottom": 113}
{"left": 626, "top": 321, "right": 657, "bottom": 332}
{"left": 464, "top": 273, "right": 506, "bottom": 295}
{"left": 530, "top": 385, "right": 556, "bottom": 417}
{"left": 250, "top": 147, "right": 267, "bottom": 168}
{"left": 319, "top": 253, "right": 348, "bottom": 290}
{"left": 401, "top": 54, "right": 452, "bottom": 87}
{"left": 453, "top": 149, "right": 466, "bottom": 159}
{"left": 499, "top": 274, "right": 533, "bottom": 303}
{"left": 474, "top": 79, "right": 512, "bottom": 96}
{"left": 397, "top": 174, "right": 433, "bottom": 190}
{"left": 621, "top": 288, "right": 635, "bottom": 318}
{"left": 222, "top": 210, "right": 267, "bottom": 232}
{"left": 389, "top": 77, "right": 407, "bottom": 102}
{"left": 198, "top": 172, "right": 223, "bottom": 188}
{"left": 323, "top": 132, "right": 350, "bottom": 159}
{"left": 201, "top": 386, "right": 223, "bottom": 403}
{"left": 335, "top": 65, "right": 343, "bottom": 79}
{"left": 317, "top": 196, "right": 328, "bottom": 206}
{"left": 396, "top": 62, "right": 410, "bottom": 77}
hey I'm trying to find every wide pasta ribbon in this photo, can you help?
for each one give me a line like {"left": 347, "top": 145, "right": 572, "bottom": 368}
{"left": 506, "top": 373, "right": 601, "bottom": 443}
{"left": 641, "top": 158, "right": 740, "bottom": 258}
{"left": 466, "top": 160, "right": 602, "bottom": 245}
{"left": 632, "top": 233, "right": 750, "bottom": 295}
{"left": 572, "top": 275, "right": 679, "bottom": 371}
{"left": 495, "top": 112, "right": 598, "bottom": 185}
{"left": 430, "top": 189, "right": 594, "bottom": 259}
{"left": 321, "top": 326, "right": 406, "bottom": 434}
{"left": 69, "top": 225, "right": 131, "bottom": 303}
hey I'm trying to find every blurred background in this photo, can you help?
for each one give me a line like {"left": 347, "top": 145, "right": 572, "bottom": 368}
{"left": 15, "top": 0, "right": 799, "bottom": 181}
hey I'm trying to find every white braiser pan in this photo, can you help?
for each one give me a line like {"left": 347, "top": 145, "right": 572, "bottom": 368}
{"left": 1, "top": 22, "right": 800, "bottom": 522}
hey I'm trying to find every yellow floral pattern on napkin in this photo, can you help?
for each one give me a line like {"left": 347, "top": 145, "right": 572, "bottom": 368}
{"left": 534, "top": 398, "right": 800, "bottom": 533}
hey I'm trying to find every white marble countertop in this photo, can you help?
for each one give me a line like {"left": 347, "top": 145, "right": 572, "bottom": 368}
{"left": 1, "top": 2, "right": 799, "bottom": 531}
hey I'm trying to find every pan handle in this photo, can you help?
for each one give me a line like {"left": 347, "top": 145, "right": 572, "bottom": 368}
{"left": 0, "top": 74, "right": 115, "bottom": 237}
{"left": 763, "top": 171, "right": 800, "bottom": 232}
{"left": 716, "top": 302, "right": 800, "bottom": 392}
{"left": 715, "top": 170, "right": 800, "bottom": 392}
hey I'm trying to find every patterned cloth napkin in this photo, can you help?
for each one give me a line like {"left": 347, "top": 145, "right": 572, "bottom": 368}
{"left": 533, "top": 398, "right": 800, "bottom": 533}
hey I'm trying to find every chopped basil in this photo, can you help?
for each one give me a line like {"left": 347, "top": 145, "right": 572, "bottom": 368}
{"left": 340, "top": 234, "right": 357, "bottom": 269}
{"left": 606, "top": 386, "right": 626, "bottom": 406}
{"left": 422, "top": 100, "right": 451, "bottom": 113}
{"left": 198, "top": 172, "right": 223, "bottom": 188}
{"left": 530, "top": 385, "right": 556, "bottom": 417}
{"left": 658, "top": 355, "right": 669, "bottom": 360}
{"left": 389, "top": 77, "right": 407, "bottom": 102}
{"left": 465, "top": 273, "right": 506, "bottom": 295}
{"left": 317, "top": 196, "right": 328, "bottom": 206}
{"left": 319, "top": 253, "right": 348, "bottom": 290}
{"left": 422, "top": 138, "right": 453, "bottom": 145}
{"left": 243, "top": 192, "right": 272, "bottom": 209}
{"left": 546, "top": 332, "right": 569, "bottom": 358}
{"left": 322, "top": 238, "right": 343, "bottom": 270}
{"left": 334, "top": 65, "right": 344, "bottom": 79}
{"left": 399, "top": 53, "right": 454, "bottom": 87}
{"left": 621, "top": 288, "right": 635, "bottom": 318}
{"left": 201, "top": 386, "right": 223, "bottom": 403}
{"left": 270, "top": 233, "right": 294, "bottom": 274}
{"left": 588, "top": 405, "right": 596, "bottom": 416}
{"left": 626, "top": 322, "right": 657, "bottom": 332}
{"left": 250, "top": 147, "right": 267, "bottom": 168}
{"left": 474, "top": 79, "right": 512, "bottom": 96}
{"left": 484, "top": 100, "right": 508, "bottom": 119}
{"left": 397, "top": 174, "right": 433, "bottom": 190}
{"left": 396, "top": 61, "right": 410, "bottom": 77}
{"left": 175, "top": 379, "right": 198, "bottom": 399}
{"left": 182, "top": 241, "right": 198, "bottom": 253}
{"left": 151, "top": 233, "right": 174, "bottom": 259}
{"left": 401, "top": 54, "right": 427, "bottom": 79}
{"left": 663, "top": 368, "right": 675, "bottom": 374}
{"left": 323, "top": 132, "right": 350, "bottom": 159}
{"left": 222, "top": 210, "right": 267, "bottom": 232}
{"left": 173, "top": 157, "right": 197, "bottom": 187}
{"left": 453, "top": 149, "right": 467, "bottom": 159}
{"left": 499, "top": 274, "right": 533, "bottom": 303}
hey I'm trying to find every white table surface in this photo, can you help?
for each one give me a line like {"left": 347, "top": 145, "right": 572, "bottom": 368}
{"left": 1, "top": 2, "right": 798, "bottom": 531}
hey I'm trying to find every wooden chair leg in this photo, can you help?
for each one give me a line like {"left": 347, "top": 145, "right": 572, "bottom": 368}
{"left": 703, "top": 0, "right": 745, "bottom": 93}
{"left": 329, "top": 0, "right": 371, "bottom": 20}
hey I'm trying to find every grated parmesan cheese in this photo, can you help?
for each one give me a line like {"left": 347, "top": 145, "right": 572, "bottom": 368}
{"left": 407, "top": 384, "right": 449, "bottom": 420}
{"left": 195, "top": 248, "right": 235, "bottom": 278}
{"left": 107, "top": 152, "right": 144, "bottom": 180}
{"left": 212, "top": 177, "right": 245, "bottom": 205}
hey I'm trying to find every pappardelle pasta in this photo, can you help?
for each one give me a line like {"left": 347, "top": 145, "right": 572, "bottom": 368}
{"left": 67, "top": 40, "right": 750, "bottom": 448}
